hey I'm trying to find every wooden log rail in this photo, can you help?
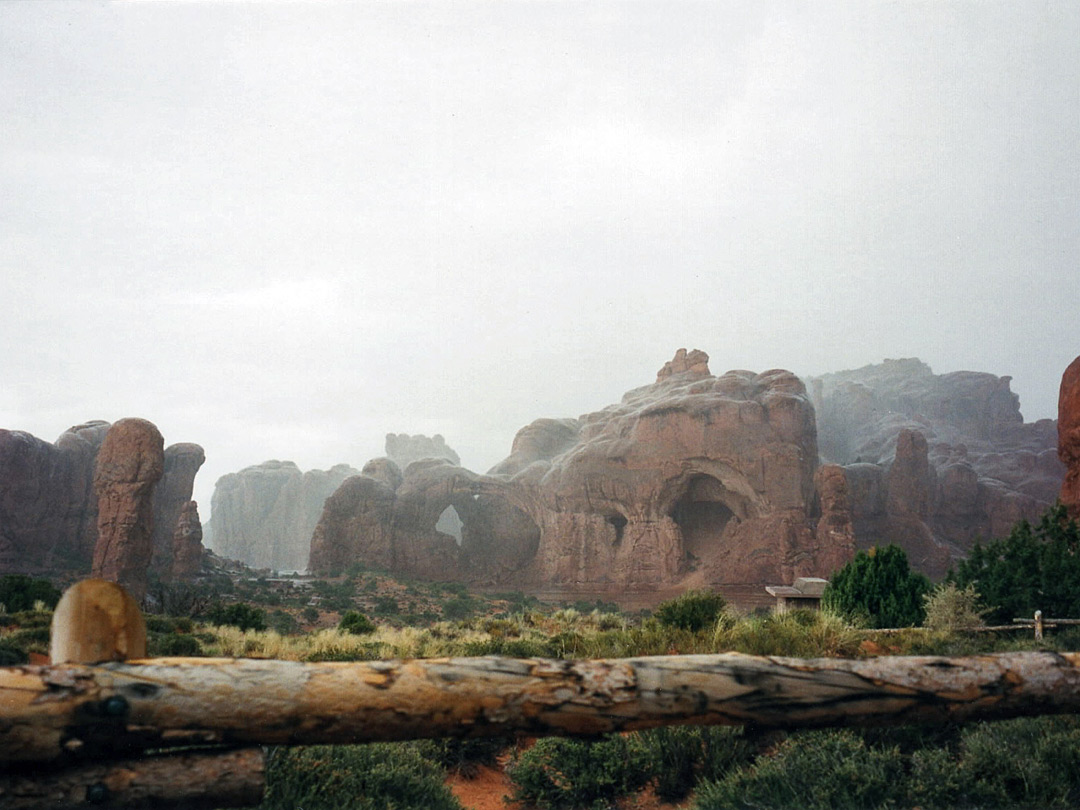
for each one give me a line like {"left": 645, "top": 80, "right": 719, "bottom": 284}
{"left": 4, "top": 650, "right": 1080, "bottom": 766}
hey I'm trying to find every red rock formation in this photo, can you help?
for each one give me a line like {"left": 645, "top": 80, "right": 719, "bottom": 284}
{"left": 170, "top": 501, "right": 204, "bottom": 580}
{"left": 810, "top": 359, "right": 1065, "bottom": 573}
{"left": 813, "top": 464, "right": 857, "bottom": 570}
{"left": 91, "top": 418, "right": 165, "bottom": 600}
{"left": 1060, "top": 356, "right": 1080, "bottom": 518}
{"left": 0, "top": 421, "right": 109, "bottom": 573}
{"left": 311, "top": 350, "right": 853, "bottom": 599}
{"left": 151, "top": 443, "right": 206, "bottom": 573}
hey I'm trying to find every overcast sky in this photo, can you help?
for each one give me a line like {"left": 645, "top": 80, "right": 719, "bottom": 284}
{"left": 2, "top": 1, "right": 1078, "bottom": 514}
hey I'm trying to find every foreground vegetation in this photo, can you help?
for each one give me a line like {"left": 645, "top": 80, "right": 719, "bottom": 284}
{"left": 4, "top": 505, "right": 1080, "bottom": 808}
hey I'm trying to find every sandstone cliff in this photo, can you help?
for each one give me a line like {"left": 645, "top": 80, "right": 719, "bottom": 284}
{"left": 809, "top": 359, "right": 1064, "bottom": 577}
{"left": 310, "top": 350, "right": 855, "bottom": 598}
{"left": 1060, "top": 355, "right": 1080, "bottom": 518}
{"left": 150, "top": 443, "right": 206, "bottom": 573}
{"left": 208, "top": 460, "right": 359, "bottom": 571}
{"left": 0, "top": 420, "right": 108, "bottom": 572}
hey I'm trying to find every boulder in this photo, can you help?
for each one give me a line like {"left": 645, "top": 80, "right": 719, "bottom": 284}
{"left": 1060, "top": 355, "right": 1080, "bottom": 517}
{"left": 385, "top": 433, "right": 460, "bottom": 469}
{"left": 91, "top": 418, "right": 165, "bottom": 600}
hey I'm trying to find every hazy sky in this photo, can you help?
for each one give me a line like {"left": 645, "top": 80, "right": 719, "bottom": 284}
{"left": 3, "top": 1, "right": 1078, "bottom": 514}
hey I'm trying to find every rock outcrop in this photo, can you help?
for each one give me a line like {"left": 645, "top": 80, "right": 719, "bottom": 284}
{"left": 1060, "top": 356, "right": 1080, "bottom": 518}
{"left": 91, "top": 418, "right": 165, "bottom": 600}
{"left": 310, "top": 350, "right": 856, "bottom": 599}
{"left": 385, "top": 433, "right": 460, "bottom": 469}
{"left": 170, "top": 500, "right": 204, "bottom": 580}
{"left": 0, "top": 420, "right": 203, "bottom": 579}
{"left": 809, "top": 359, "right": 1064, "bottom": 577}
{"left": 0, "top": 421, "right": 110, "bottom": 573}
{"left": 151, "top": 443, "right": 206, "bottom": 573}
{"left": 208, "top": 460, "right": 359, "bottom": 571}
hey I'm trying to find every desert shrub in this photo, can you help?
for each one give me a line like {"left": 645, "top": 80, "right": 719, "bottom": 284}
{"left": 694, "top": 729, "right": 904, "bottom": 810}
{"left": 508, "top": 734, "right": 652, "bottom": 809}
{"left": 301, "top": 606, "right": 320, "bottom": 623}
{"left": 952, "top": 503, "right": 1080, "bottom": 624}
{"left": 946, "top": 716, "right": 1080, "bottom": 808}
{"left": 268, "top": 610, "right": 298, "bottom": 635}
{"left": 339, "top": 610, "right": 377, "bottom": 635}
{"left": 654, "top": 590, "right": 727, "bottom": 632}
{"left": 441, "top": 595, "right": 476, "bottom": 620}
{"left": 922, "top": 582, "right": 989, "bottom": 631}
{"left": 259, "top": 743, "right": 462, "bottom": 810}
{"left": 0, "top": 575, "right": 60, "bottom": 613}
{"left": 205, "top": 602, "right": 267, "bottom": 632}
{"left": 640, "top": 726, "right": 755, "bottom": 802}
{"left": 823, "top": 545, "right": 930, "bottom": 628}
{"left": 714, "top": 609, "right": 861, "bottom": 658}
{"left": 151, "top": 633, "right": 202, "bottom": 657}
{"left": 425, "top": 735, "right": 513, "bottom": 777}
{"left": 373, "top": 596, "right": 400, "bottom": 616}
{"left": 0, "top": 640, "right": 27, "bottom": 665}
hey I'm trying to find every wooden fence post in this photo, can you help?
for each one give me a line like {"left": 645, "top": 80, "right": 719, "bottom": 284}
{"left": 1035, "top": 610, "right": 1044, "bottom": 641}
{"left": 1, "top": 580, "right": 266, "bottom": 810}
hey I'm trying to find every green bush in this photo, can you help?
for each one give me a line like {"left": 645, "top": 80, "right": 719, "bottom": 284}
{"left": 0, "top": 640, "right": 27, "bottom": 665}
{"left": 694, "top": 729, "right": 904, "bottom": 810}
{"left": 508, "top": 734, "right": 652, "bottom": 809}
{"left": 268, "top": 610, "right": 298, "bottom": 635}
{"left": 151, "top": 633, "right": 202, "bottom": 657}
{"left": 442, "top": 596, "right": 476, "bottom": 620}
{"left": 714, "top": 610, "right": 861, "bottom": 658}
{"left": 301, "top": 606, "right": 320, "bottom": 623}
{"left": 424, "top": 735, "right": 513, "bottom": 777}
{"left": 259, "top": 743, "right": 462, "bottom": 810}
{"left": 654, "top": 590, "right": 727, "bottom": 632}
{"left": 922, "top": 582, "right": 989, "bottom": 630}
{"left": 822, "top": 545, "right": 930, "bottom": 628}
{"left": 0, "top": 575, "right": 60, "bottom": 613}
{"left": 205, "top": 602, "right": 267, "bottom": 632}
{"left": 639, "top": 726, "right": 755, "bottom": 802}
{"left": 952, "top": 503, "right": 1080, "bottom": 624}
{"left": 339, "top": 610, "right": 377, "bottom": 635}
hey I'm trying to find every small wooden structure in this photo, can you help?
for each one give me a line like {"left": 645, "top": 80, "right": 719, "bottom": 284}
{"left": 765, "top": 576, "right": 828, "bottom": 612}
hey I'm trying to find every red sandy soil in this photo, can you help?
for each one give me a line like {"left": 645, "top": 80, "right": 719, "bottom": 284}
{"left": 445, "top": 764, "right": 692, "bottom": 810}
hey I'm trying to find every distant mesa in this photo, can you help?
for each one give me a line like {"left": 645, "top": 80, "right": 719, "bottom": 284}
{"left": 207, "top": 460, "right": 360, "bottom": 572}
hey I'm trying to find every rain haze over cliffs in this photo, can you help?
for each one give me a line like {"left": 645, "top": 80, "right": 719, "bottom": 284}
{"left": 2, "top": 2, "right": 1078, "bottom": 516}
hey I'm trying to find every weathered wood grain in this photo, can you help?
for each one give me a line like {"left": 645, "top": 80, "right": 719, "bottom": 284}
{"left": 3, "top": 651, "right": 1080, "bottom": 763}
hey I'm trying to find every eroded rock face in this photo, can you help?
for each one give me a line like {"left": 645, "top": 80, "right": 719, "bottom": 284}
{"left": 171, "top": 500, "right": 204, "bottom": 580}
{"left": 151, "top": 443, "right": 206, "bottom": 573}
{"left": 310, "top": 350, "right": 855, "bottom": 597}
{"left": 809, "top": 359, "right": 1064, "bottom": 576}
{"left": 385, "top": 433, "right": 460, "bottom": 470}
{"left": 91, "top": 418, "right": 165, "bottom": 600}
{"left": 1060, "top": 356, "right": 1080, "bottom": 517}
{"left": 0, "top": 421, "right": 110, "bottom": 573}
{"left": 208, "top": 460, "right": 359, "bottom": 571}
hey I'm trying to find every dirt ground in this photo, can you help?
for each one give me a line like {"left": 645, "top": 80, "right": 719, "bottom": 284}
{"left": 445, "top": 764, "right": 692, "bottom": 810}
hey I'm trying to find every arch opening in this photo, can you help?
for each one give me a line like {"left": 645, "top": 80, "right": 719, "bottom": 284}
{"left": 436, "top": 504, "right": 464, "bottom": 545}
{"left": 669, "top": 475, "right": 735, "bottom": 558}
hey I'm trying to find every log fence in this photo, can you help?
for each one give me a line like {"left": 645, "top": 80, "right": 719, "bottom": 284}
{"left": 4, "top": 580, "right": 1080, "bottom": 809}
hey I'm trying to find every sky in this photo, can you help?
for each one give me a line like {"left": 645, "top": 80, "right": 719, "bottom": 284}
{"left": 2, "top": 1, "right": 1078, "bottom": 515}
